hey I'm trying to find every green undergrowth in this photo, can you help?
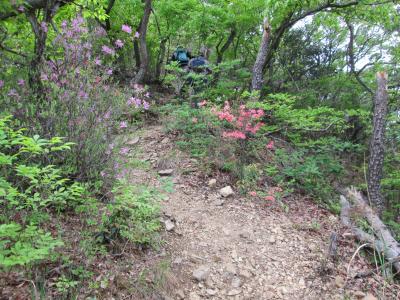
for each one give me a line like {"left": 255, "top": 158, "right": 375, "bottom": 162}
{"left": 161, "top": 92, "right": 369, "bottom": 213}
{"left": 0, "top": 116, "right": 163, "bottom": 298}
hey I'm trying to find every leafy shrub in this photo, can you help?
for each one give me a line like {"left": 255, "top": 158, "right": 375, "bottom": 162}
{"left": 0, "top": 116, "right": 88, "bottom": 215}
{"left": 99, "top": 183, "right": 161, "bottom": 246}
{"left": 268, "top": 148, "right": 343, "bottom": 211}
{"left": 0, "top": 223, "right": 62, "bottom": 269}
{"left": 0, "top": 17, "right": 145, "bottom": 183}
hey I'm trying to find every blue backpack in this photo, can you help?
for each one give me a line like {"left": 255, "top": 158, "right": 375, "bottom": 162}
{"left": 176, "top": 49, "right": 189, "bottom": 63}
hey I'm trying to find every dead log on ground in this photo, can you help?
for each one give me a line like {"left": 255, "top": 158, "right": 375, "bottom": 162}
{"left": 340, "top": 187, "right": 400, "bottom": 273}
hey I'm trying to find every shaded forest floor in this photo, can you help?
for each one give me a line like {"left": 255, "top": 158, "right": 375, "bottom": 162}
{"left": 114, "top": 116, "right": 398, "bottom": 300}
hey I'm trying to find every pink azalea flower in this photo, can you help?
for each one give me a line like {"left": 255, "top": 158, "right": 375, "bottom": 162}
{"left": 143, "top": 101, "right": 150, "bottom": 110}
{"left": 222, "top": 131, "right": 246, "bottom": 139}
{"left": 249, "top": 191, "right": 257, "bottom": 197}
{"left": 265, "top": 195, "right": 275, "bottom": 201}
{"left": 40, "top": 22, "right": 48, "bottom": 33}
{"left": 40, "top": 73, "right": 48, "bottom": 81}
{"left": 101, "top": 45, "right": 115, "bottom": 55}
{"left": 107, "top": 69, "right": 113, "bottom": 75}
{"left": 115, "top": 39, "right": 124, "bottom": 48}
{"left": 94, "top": 57, "right": 102, "bottom": 65}
{"left": 121, "top": 24, "right": 132, "bottom": 34}
{"left": 17, "top": 79, "right": 25, "bottom": 86}
{"left": 120, "top": 147, "right": 130, "bottom": 155}
{"left": 119, "top": 121, "right": 128, "bottom": 129}
{"left": 103, "top": 110, "right": 111, "bottom": 120}
{"left": 199, "top": 100, "right": 207, "bottom": 107}
{"left": 8, "top": 89, "right": 18, "bottom": 97}
{"left": 134, "top": 31, "right": 140, "bottom": 38}
{"left": 266, "top": 140, "right": 275, "bottom": 150}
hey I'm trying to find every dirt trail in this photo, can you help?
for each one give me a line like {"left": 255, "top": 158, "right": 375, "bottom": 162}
{"left": 128, "top": 124, "right": 386, "bottom": 300}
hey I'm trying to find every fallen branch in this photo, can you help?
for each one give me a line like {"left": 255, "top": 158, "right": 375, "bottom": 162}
{"left": 340, "top": 187, "right": 400, "bottom": 273}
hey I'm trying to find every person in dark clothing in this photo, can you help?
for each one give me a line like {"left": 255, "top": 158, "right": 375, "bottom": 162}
{"left": 188, "top": 55, "right": 211, "bottom": 74}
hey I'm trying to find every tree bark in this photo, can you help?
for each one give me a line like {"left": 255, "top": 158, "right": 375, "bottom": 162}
{"left": 155, "top": 37, "right": 167, "bottom": 82}
{"left": 134, "top": 0, "right": 152, "bottom": 84}
{"left": 250, "top": 1, "right": 362, "bottom": 92}
{"left": 0, "top": 0, "right": 74, "bottom": 21}
{"left": 216, "top": 27, "right": 236, "bottom": 65}
{"left": 251, "top": 18, "right": 271, "bottom": 91}
{"left": 26, "top": 0, "right": 57, "bottom": 95}
{"left": 367, "top": 72, "right": 389, "bottom": 214}
{"left": 133, "top": 20, "right": 142, "bottom": 68}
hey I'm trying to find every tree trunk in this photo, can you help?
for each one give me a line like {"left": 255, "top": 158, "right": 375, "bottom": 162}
{"left": 133, "top": 20, "right": 142, "bottom": 68}
{"left": 26, "top": 0, "right": 56, "bottom": 96}
{"left": 134, "top": 0, "right": 152, "bottom": 84}
{"left": 367, "top": 72, "right": 389, "bottom": 214}
{"left": 216, "top": 27, "right": 236, "bottom": 65}
{"left": 251, "top": 18, "right": 271, "bottom": 91}
{"left": 155, "top": 37, "right": 168, "bottom": 82}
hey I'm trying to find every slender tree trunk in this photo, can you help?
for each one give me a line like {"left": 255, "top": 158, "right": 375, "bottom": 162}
{"left": 134, "top": 0, "right": 152, "bottom": 84}
{"left": 26, "top": 0, "right": 55, "bottom": 96}
{"left": 367, "top": 72, "right": 389, "bottom": 214}
{"left": 104, "top": 0, "right": 116, "bottom": 31}
{"left": 133, "top": 20, "right": 142, "bottom": 68}
{"left": 216, "top": 27, "right": 236, "bottom": 64}
{"left": 251, "top": 18, "right": 271, "bottom": 91}
{"left": 155, "top": 37, "right": 168, "bottom": 81}
{"left": 346, "top": 20, "right": 373, "bottom": 95}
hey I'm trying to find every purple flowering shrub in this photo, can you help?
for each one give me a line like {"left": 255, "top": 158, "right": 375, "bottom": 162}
{"left": 0, "top": 17, "right": 149, "bottom": 184}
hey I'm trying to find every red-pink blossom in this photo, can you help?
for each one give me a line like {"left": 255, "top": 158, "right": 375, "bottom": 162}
{"left": 199, "top": 100, "right": 208, "bottom": 107}
{"left": 266, "top": 140, "right": 275, "bottom": 150}
{"left": 222, "top": 131, "right": 246, "bottom": 139}
{"left": 265, "top": 195, "right": 275, "bottom": 201}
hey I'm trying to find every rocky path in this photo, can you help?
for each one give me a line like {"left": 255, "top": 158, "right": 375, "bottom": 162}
{"left": 127, "top": 124, "right": 391, "bottom": 300}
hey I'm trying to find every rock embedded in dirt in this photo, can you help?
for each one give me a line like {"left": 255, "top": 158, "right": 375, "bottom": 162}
{"left": 192, "top": 265, "right": 210, "bottom": 282}
{"left": 353, "top": 291, "right": 366, "bottom": 298}
{"left": 334, "top": 276, "right": 345, "bottom": 288}
{"left": 206, "top": 289, "right": 217, "bottom": 296}
{"left": 208, "top": 178, "right": 217, "bottom": 187}
{"left": 231, "top": 276, "right": 242, "bottom": 288}
{"left": 175, "top": 289, "right": 185, "bottom": 299}
{"left": 227, "top": 288, "right": 242, "bottom": 296}
{"left": 219, "top": 186, "right": 234, "bottom": 197}
{"left": 362, "top": 294, "right": 377, "bottom": 300}
{"left": 212, "top": 199, "right": 225, "bottom": 206}
{"left": 164, "top": 219, "right": 175, "bottom": 231}
{"left": 188, "top": 292, "right": 201, "bottom": 300}
{"left": 127, "top": 136, "right": 140, "bottom": 145}
{"left": 161, "top": 137, "right": 170, "bottom": 144}
{"left": 158, "top": 169, "right": 174, "bottom": 176}
{"left": 239, "top": 269, "right": 252, "bottom": 279}
{"left": 263, "top": 291, "right": 275, "bottom": 299}
{"left": 225, "top": 263, "right": 237, "bottom": 275}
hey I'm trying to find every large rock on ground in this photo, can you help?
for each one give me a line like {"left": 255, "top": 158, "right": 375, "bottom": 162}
{"left": 219, "top": 186, "right": 234, "bottom": 197}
